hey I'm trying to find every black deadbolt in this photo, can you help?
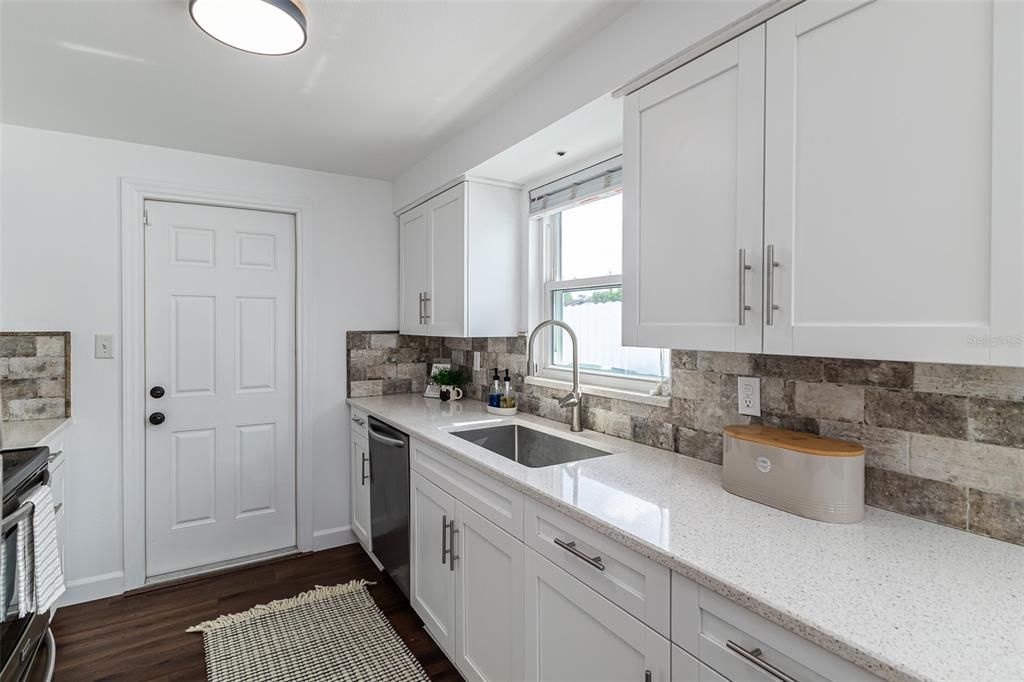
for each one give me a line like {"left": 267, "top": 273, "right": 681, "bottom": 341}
{"left": 148, "top": 412, "right": 166, "bottom": 425}
{"left": 150, "top": 386, "right": 165, "bottom": 399}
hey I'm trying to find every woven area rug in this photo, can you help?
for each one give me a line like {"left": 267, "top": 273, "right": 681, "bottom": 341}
{"left": 187, "top": 579, "right": 430, "bottom": 682}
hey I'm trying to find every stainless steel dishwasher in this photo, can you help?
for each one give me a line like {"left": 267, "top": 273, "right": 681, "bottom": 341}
{"left": 366, "top": 416, "right": 410, "bottom": 599}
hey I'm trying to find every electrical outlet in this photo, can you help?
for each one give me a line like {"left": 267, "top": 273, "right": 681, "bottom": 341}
{"left": 95, "top": 333, "right": 115, "bottom": 359}
{"left": 737, "top": 376, "right": 760, "bottom": 416}
{"left": 473, "top": 351, "right": 481, "bottom": 371}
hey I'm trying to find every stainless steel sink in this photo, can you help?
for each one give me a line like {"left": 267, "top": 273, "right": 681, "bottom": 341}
{"left": 453, "top": 424, "right": 610, "bottom": 468}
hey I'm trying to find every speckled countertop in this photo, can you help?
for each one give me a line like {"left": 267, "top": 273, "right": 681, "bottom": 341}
{"left": 2, "top": 417, "right": 71, "bottom": 450}
{"left": 349, "top": 394, "right": 1024, "bottom": 682}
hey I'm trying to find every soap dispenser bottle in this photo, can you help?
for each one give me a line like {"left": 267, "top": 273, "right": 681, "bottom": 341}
{"left": 501, "top": 369, "right": 516, "bottom": 409}
{"left": 488, "top": 369, "right": 502, "bottom": 407}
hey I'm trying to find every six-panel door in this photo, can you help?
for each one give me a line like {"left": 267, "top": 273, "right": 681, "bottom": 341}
{"left": 524, "top": 547, "right": 671, "bottom": 682}
{"left": 623, "top": 26, "right": 765, "bottom": 353}
{"left": 144, "top": 200, "right": 296, "bottom": 577}
{"left": 455, "top": 501, "right": 525, "bottom": 682}
{"left": 763, "top": 0, "right": 1024, "bottom": 365}
{"left": 411, "top": 471, "right": 457, "bottom": 657}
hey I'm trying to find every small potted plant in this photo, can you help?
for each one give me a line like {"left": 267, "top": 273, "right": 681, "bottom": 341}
{"left": 430, "top": 366, "right": 467, "bottom": 402}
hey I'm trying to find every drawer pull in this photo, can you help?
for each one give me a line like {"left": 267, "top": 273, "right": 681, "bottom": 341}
{"left": 554, "top": 537, "right": 605, "bottom": 571}
{"left": 726, "top": 641, "right": 801, "bottom": 682}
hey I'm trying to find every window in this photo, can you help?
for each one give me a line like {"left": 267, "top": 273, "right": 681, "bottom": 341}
{"left": 532, "top": 161, "right": 668, "bottom": 395}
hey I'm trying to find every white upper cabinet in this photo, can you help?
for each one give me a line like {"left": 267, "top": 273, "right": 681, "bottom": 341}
{"left": 399, "top": 180, "right": 521, "bottom": 338}
{"left": 400, "top": 203, "right": 430, "bottom": 334}
{"left": 764, "top": 0, "right": 1023, "bottom": 366}
{"left": 624, "top": 0, "right": 1024, "bottom": 366}
{"left": 623, "top": 26, "right": 765, "bottom": 353}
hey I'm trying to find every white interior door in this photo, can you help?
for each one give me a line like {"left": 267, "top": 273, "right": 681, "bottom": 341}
{"left": 623, "top": 26, "right": 764, "bottom": 352}
{"left": 763, "top": 0, "right": 1024, "bottom": 365}
{"left": 144, "top": 200, "right": 296, "bottom": 577}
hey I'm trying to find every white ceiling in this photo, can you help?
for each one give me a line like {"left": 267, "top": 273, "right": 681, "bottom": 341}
{"left": 469, "top": 93, "right": 622, "bottom": 186}
{"left": 0, "top": 0, "right": 635, "bottom": 180}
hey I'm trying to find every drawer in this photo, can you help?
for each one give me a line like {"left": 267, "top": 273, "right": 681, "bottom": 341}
{"left": 410, "top": 437, "right": 524, "bottom": 538}
{"left": 524, "top": 497, "right": 670, "bottom": 637}
{"left": 673, "top": 572, "right": 880, "bottom": 682}
{"left": 672, "top": 645, "right": 727, "bottom": 682}
{"left": 350, "top": 408, "right": 368, "bottom": 437}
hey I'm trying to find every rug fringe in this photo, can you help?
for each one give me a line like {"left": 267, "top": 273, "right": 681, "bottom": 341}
{"left": 186, "top": 579, "right": 375, "bottom": 633}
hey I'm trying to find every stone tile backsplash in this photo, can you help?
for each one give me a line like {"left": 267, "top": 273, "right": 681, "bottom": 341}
{"left": 347, "top": 331, "right": 1024, "bottom": 546}
{"left": 0, "top": 332, "right": 71, "bottom": 420}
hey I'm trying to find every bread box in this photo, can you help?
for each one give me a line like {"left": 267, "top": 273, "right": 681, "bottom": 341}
{"left": 723, "top": 425, "right": 865, "bottom": 523}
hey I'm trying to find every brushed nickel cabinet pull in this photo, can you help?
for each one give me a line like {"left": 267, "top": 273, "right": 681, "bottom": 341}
{"left": 766, "top": 244, "right": 780, "bottom": 326}
{"left": 738, "top": 248, "right": 752, "bottom": 325}
{"left": 554, "top": 537, "right": 605, "bottom": 571}
{"left": 726, "top": 640, "right": 800, "bottom": 682}
{"left": 449, "top": 523, "right": 459, "bottom": 572}
{"left": 441, "top": 514, "right": 450, "bottom": 565}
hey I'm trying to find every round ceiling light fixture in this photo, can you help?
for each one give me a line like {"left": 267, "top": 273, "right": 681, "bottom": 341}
{"left": 190, "top": 0, "right": 307, "bottom": 56}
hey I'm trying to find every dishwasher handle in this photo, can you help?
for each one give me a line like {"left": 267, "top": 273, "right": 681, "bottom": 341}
{"left": 367, "top": 424, "right": 407, "bottom": 448}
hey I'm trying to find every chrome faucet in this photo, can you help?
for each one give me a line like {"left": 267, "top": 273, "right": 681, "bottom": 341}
{"left": 527, "top": 320, "right": 583, "bottom": 432}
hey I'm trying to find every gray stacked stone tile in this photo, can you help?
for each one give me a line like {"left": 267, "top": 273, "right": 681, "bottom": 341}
{"left": 0, "top": 332, "right": 71, "bottom": 420}
{"left": 346, "top": 332, "right": 1024, "bottom": 545}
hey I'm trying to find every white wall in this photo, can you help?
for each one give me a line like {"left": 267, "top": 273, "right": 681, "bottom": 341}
{"left": 1, "top": 125, "right": 396, "bottom": 602}
{"left": 393, "top": 0, "right": 757, "bottom": 211}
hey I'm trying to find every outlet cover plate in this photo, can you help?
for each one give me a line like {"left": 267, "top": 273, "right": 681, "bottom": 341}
{"left": 737, "top": 376, "right": 760, "bottom": 417}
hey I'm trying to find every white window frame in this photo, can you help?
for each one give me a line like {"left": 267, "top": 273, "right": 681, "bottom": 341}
{"left": 532, "top": 194, "right": 670, "bottom": 396}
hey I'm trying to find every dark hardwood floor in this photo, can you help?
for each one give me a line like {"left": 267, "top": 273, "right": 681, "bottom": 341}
{"left": 51, "top": 545, "right": 462, "bottom": 681}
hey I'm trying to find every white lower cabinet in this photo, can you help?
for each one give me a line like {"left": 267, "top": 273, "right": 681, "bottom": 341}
{"left": 411, "top": 471, "right": 525, "bottom": 681}
{"left": 411, "top": 471, "right": 457, "bottom": 657}
{"left": 524, "top": 546, "right": 670, "bottom": 682}
{"left": 350, "top": 431, "right": 371, "bottom": 552}
{"left": 455, "top": 501, "right": 525, "bottom": 682}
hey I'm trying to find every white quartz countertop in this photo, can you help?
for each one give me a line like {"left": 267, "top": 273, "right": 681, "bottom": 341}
{"left": 2, "top": 417, "right": 71, "bottom": 450}
{"left": 348, "top": 394, "right": 1024, "bottom": 682}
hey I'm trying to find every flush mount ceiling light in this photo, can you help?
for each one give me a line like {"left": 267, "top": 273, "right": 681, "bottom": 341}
{"left": 190, "top": 0, "right": 307, "bottom": 56}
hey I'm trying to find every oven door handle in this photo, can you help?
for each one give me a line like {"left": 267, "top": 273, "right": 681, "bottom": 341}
{"left": 2, "top": 499, "right": 36, "bottom": 535}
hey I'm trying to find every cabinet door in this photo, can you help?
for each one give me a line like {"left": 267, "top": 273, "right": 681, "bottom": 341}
{"left": 624, "top": 26, "right": 765, "bottom": 353}
{"left": 426, "top": 184, "right": 467, "bottom": 337}
{"left": 411, "top": 471, "right": 457, "bottom": 657}
{"left": 764, "top": 0, "right": 1024, "bottom": 365}
{"left": 455, "top": 502, "right": 525, "bottom": 682}
{"left": 350, "top": 432, "right": 371, "bottom": 551}
{"left": 524, "top": 547, "right": 671, "bottom": 682}
{"left": 400, "top": 204, "right": 430, "bottom": 334}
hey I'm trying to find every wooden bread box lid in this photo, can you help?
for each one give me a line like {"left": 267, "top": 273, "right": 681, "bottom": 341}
{"left": 724, "top": 425, "right": 864, "bottom": 457}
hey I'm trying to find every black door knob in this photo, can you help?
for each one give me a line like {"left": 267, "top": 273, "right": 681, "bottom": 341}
{"left": 150, "top": 386, "right": 165, "bottom": 399}
{"left": 148, "top": 412, "right": 166, "bottom": 425}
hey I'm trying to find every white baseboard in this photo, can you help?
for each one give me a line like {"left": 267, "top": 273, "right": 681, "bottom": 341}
{"left": 59, "top": 571, "right": 124, "bottom": 607}
{"left": 313, "top": 525, "right": 356, "bottom": 551}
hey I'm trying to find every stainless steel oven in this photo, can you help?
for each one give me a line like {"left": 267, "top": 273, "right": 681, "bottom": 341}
{"left": 2, "top": 447, "right": 56, "bottom": 682}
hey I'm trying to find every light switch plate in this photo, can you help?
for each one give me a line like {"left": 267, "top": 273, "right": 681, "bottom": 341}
{"left": 95, "top": 334, "right": 114, "bottom": 359}
{"left": 737, "top": 376, "right": 760, "bottom": 416}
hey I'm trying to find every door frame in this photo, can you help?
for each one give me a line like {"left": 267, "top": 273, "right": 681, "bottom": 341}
{"left": 120, "top": 177, "right": 314, "bottom": 592}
